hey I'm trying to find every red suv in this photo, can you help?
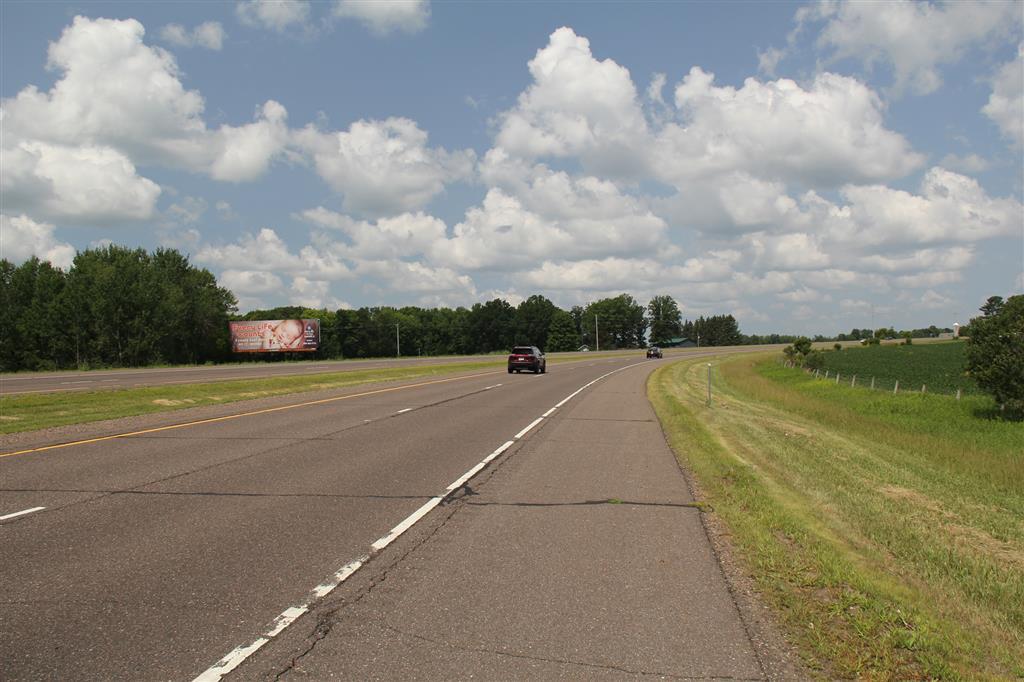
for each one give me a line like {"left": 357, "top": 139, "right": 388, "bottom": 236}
{"left": 508, "top": 346, "right": 546, "bottom": 374}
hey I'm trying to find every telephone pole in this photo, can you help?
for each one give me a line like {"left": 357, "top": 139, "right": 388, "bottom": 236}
{"left": 595, "top": 315, "right": 600, "bottom": 352}
{"left": 396, "top": 323, "right": 400, "bottom": 358}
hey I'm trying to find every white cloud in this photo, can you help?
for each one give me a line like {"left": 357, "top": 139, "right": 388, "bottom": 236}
{"left": 2, "top": 141, "right": 161, "bottom": 224}
{"left": 197, "top": 228, "right": 353, "bottom": 280}
{"left": 354, "top": 260, "right": 475, "bottom": 293}
{"left": 750, "top": 232, "right": 831, "bottom": 270}
{"left": 160, "top": 21, "right": 225, "bottom": 50}
{"left": 898, "top": 289, "right": 954, "bottom": 310}
{"left": 803, "top": 0, "right": 1019, "bottom": 95}
{"left": 219, "top": 269, "right": 284, "bottom": 294}
{"left": 236, "top": 0, "right": 311, "bottom": 32}
{"left": 646, "top": 72, "right": 667, "bottom": 106}
{"left": 661, "top": 68, "right": 923, "bottom": 187}
{"left": 2, "top": 16, "right": 288, "bottom": 181}
{"left": 859, "top": 246, "right": 974, "bottom": 273}
{"left": 429, "top": 184, "right": 667, "bottom": 271}
{"left": 333, "top": 0, "right": 429, "bottom": 35}
{"left": 165, "top": 197, "right": 208, "bottom": 226}
{"left": 983, "top": 43, "right": 1024, "bottom": 146}
{"left": 777, "top": 287, "right": 832, "bottom": 303}
{"left": 0, "top": 214, "right": 76, "bottom": 269}
{"left": 521, "top": 253, "right": 737, "bottom": 291}
{"left": 294, "top": 118, "right": 475, "bottom": 217}
{"left": 938, "top": 153, "right": 990, "bottom": 173}
{"left": 290, "top": 276, "right": 334, "bottom": 308}
{"left": 210, "top": 100, "right": 291, "bottom": 182}
{"left": 299, "top": 207, "right": 447, "bottom": 260}
{"left": 821, "top": 167, "right": 1023, "bottom": 247}
{"left": 757, "top": 47, "right": 785, "bottom": 77}
{"left": 494, "top": 27, "right": 651, "bottom": 177}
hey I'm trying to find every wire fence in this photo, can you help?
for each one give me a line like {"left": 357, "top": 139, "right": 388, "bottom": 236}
{"left": 780, "top": 359, "right": 974, "bottom": 401}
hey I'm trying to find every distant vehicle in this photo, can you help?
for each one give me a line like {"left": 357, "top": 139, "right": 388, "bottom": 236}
{"left": 578, "top": 345, "right": 590, "bottom": 352}
{"left": 647, "top": 346, "right": 663, "bottom": 359}
{"left": 508, "top": 346, "right": 547, "bottom": 374}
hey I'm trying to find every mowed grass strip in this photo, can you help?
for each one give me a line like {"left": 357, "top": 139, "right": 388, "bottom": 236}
{"left": 648, "top": 353, "right": 1024, "bottom": 680}
{"left": 0, "top": 360, "right": 506, "bottom": 435}
{"left": 821, "top": 341, "right": 980, "bottom": 395}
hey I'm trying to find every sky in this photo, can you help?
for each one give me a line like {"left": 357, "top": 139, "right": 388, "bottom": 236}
{"left": 1, "top": 0, "right": 1022, "bottom": 335}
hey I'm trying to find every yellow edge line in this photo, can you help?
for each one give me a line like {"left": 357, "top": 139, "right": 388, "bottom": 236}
{"left": 0, "top": 370, "right": 502, "bottom": 460}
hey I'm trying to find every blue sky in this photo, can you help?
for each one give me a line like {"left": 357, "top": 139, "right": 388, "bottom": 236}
{"left": 2, "top": 0, "right": 1022, "bottom": 334}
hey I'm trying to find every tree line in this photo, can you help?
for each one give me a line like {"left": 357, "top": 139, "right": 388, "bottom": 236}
{"left": 1, "top": 245, "right": 793, "bottom": 372}
{"left": 1, "top": 246, "right": 236, "bottom": 371}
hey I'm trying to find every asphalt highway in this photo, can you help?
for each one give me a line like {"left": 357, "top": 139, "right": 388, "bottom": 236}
{"left": 1, "top": 352, "right": 779, "bottom": 680}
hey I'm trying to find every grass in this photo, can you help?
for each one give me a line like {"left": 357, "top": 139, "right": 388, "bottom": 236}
{"left": 648, "top": 352, "right": 1024, "bottom": 680}
{"left": 0, "top": 359, "right": 509, "bottom": 435}
{"left": 820, "top": 341, "right": 980, "bottom": 395}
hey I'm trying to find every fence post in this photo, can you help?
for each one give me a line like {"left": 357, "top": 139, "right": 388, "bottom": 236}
{"left": 894, "top": 380, "right": 899, "bottom": 395}
{"left": 871, "top": 377, "right": 875, "bottom": 390}
{"left": 836, "top": 372, "right": 841, "bottom": 384}
{"left": 825, "top": 370, "right": 829, "bottom": 379}
{"left": 851, "top": 375, "right": 856, "bottom": 387}
{"left": 815, "top": 369, "right": 820, "bottom": 378}
{"left": 707, "top": 363, "right": 712, "bottom": 406}
{"left": 921, "top": 384, "right": 926, "bottom": 394}
{"left": 956, "top": 388, "right": 961, "bottom": 401}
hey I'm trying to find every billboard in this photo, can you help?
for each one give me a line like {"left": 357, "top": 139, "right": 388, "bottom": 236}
{"left": 230, "top": 319, "right": 320, "bottom": 353}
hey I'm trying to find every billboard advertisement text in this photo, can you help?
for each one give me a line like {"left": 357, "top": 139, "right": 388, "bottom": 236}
{"left": 229, "top": 319, "right": 320, "bottom": 353}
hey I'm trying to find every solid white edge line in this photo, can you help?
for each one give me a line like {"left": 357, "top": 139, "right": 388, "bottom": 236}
{"left": 396, "top": 408, "right": 412, "bottom": 414}
{"left": 313, "top": 556, "right": 366, "bottom": 598}
{"left": 265, "top": 605, "right": 309, "bottom": 637}
{"left": 542, "top": 407, "right": 557, "bottom": 418}
{"left": 193, "top": 360, "right": 647, "bottom": 682}
{"left": 514, "top": 417, "right": 544, "bottom": 440}
{"left": 371, "top": 496, "right": 444, "bottom": 552}
{"left": 193, "top": 638, "right": 270, "bottom": 682}
{"left": 0, "top": 506, "right": 46, "bottom": 521}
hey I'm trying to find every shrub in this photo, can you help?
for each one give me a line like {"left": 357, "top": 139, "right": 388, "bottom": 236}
{"left": 965, "top": 295, "right": 1024, "bottom": 414}
{"left": 804, "top": 350, "right": 826, "bottom": 371}
{"left": 834, "top": 343, "right": 842, "bottom": 351}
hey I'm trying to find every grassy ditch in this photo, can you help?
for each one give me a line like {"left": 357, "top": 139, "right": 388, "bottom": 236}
{"left": 0, "top": 360, "right": 507, "bottom": 435}
{"left": 648, "top": 353, "right": 1023, "bottom": 679}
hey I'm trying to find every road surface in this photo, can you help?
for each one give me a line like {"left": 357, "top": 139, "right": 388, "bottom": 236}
{"left": 1, "top": 353, "right": 790, "bottom": 680}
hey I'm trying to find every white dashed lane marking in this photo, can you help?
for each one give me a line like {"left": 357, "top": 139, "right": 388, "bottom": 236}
{"left": 0, "top": 506, "right": 46, "bottom": 521}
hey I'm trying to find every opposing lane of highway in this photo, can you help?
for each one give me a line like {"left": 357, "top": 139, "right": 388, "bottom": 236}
{"left": 1, "top": 357, "right": 659, "bottom": 680}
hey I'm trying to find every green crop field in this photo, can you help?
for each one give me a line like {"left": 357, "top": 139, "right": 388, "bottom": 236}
{"left": 820, "top": 341, "right": 980, "bottom": 395}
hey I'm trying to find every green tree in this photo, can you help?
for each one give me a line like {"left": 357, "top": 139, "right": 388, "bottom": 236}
{"left": 647, "top": 295, "right": 682, "bottom": 345}
{"left": 965, "top": 295, "right": 1023, "bottom": 414}
{"left": 581, "top": 294, "right": 647, "bottom": 349}
{"left": 514, "top": 295, "right": 557, "bottom": 349}
{"left": 545, "top": 309, "right": 580, "bottom": 352}
{"left": 467, "top": 298, "right": 515, "bottom": 353}
{"left": 792, "top": 336, "right": 812, "bottom": 357}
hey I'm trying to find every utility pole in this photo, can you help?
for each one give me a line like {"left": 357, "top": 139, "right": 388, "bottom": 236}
{"left": 396, "top": 323, "right": 400, "bottom": 358}
{"left": 595, "top": 315, "right": 600, "bottom": 352}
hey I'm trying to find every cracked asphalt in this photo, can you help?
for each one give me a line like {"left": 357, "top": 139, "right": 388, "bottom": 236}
{"left": 1, "top": 352, "right": 800, "bottom": 680}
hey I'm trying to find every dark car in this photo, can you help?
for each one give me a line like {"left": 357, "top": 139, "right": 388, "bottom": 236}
{"left": 646, "top": 346, "right": 663, "bottom": 359}
{"left": 508, "top": 346, "right": 546, "bottom": 374}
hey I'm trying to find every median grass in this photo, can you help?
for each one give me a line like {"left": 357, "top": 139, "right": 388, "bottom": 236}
{"left": 0, "top": 359, "right": 508, "bottom": 435}
{"left": 648, "top": 353, "right": 1024, "bottom": 679}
